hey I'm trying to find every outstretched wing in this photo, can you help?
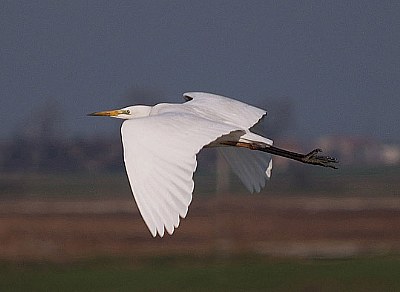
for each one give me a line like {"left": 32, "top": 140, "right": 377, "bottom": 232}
{"left": 121, "top": 112, "right": 241, "bottom": 237}
{"left": 182, "top": 92, "right": 272, "bottom": 193}
{"left": 183, "top": 92, "right": 266, "bottom": 129}
{"left": 217, "top": 147, "right": 273, "bottom": 193}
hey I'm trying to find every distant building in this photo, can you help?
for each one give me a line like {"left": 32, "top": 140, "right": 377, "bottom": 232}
{"left": 317, "top": 135, "right": 400, "bottom": 166}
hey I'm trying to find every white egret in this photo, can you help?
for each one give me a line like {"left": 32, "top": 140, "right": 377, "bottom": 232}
{"left": 89, "top": 92, "right": 337, "bottom": 237}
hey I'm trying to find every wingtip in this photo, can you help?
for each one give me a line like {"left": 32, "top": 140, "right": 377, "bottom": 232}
{"left": 182, "top": 93, "right": 193, "bottom": 101}
{"left": 166, "top": 226, "right": 175, "bottom": 236}
{"left": 158, "top": 228, "right": 165, "bottom": 237}
{"left": 266, "top": 159, "right": 273, "bottom": 178}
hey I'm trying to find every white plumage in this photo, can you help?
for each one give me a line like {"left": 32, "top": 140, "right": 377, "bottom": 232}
{"left": 90, "top": 92, "right": 274, "bottom": 237}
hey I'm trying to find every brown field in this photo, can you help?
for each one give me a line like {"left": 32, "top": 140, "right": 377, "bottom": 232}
{"left": 1, "top": 195, "right": 399, "bottom": 262}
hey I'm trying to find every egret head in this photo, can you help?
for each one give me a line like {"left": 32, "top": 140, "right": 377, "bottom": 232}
{"left": 88, "top": 105, "right": 151, "bottom": 120}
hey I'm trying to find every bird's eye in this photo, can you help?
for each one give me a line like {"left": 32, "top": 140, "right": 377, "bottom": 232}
{"left": 126, "top": 110, "right": 130, "bottom": 114}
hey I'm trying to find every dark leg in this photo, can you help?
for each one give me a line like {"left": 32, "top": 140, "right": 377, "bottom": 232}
{"left": 222, "top": 142, "right": 338, "bottom": 169}
{"left": 264, "top": 146, "right": 338, "bottom": 169}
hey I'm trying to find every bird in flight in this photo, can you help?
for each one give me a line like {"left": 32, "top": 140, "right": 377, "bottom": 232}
{"left": 89, "top": 92, "right": 338, "bottom": 237}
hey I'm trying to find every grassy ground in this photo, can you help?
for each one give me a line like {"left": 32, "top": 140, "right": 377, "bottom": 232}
{"left": 1, "top": 165, "right": 399, "bottom": 199}
{"left": 1, "top": 166, "right": 399, "bottom": 291}
{"left": 0, "top": 255, "right": 399, "bottom": 291}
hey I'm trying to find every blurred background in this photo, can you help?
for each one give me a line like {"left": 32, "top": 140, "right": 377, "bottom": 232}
{"left": 1, "top": 1, "right": 399, "bottom": 290}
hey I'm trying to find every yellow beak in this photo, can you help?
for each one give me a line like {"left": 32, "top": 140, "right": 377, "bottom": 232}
{"left": 87, "top": 110, "right": 121, "bottom": 117}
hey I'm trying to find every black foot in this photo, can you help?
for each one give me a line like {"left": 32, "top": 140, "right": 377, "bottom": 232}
{"left": 301, "top": 149, "right": 338, "bottom": 169}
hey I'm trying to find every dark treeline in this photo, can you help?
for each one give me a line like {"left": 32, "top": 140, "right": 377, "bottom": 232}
{"left": 0, "top": 136, "right": 124, "bottom": 173}
{"left": 1, "top": 134, "right": 396, "bottom": 174}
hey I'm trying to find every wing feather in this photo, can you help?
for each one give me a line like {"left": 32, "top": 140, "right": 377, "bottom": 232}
{"left": 217, "top": 147, "right": 272, "bottom": 193}
{"left": 137, "top": 184, "right": 158, "bottom": 236}
{"left": 121, "top": 112, "right": 241, "bottom": 237}
{"left": 182, "top": 92, "right": 266, "bottom": 129}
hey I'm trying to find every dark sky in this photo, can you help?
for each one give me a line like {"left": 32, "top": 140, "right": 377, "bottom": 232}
{"left": 1, "top": 1, "right": 399, "bottom": 142}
